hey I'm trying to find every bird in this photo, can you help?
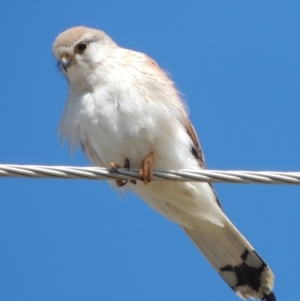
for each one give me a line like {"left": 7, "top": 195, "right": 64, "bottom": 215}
{"left": 52, "top": 26, "right": 276, "bottom": 301}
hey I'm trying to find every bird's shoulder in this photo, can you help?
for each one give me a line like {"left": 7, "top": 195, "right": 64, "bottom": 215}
{"left": 104, "top": 48, "right": 168, "bottom": 81}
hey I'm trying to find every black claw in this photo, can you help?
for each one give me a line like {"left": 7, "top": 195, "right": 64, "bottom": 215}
{"left": 116, "top": 179, "right": 128, "bottom": 187}
{"left": 124, "top": 158, "right": 130, "bottom": 170}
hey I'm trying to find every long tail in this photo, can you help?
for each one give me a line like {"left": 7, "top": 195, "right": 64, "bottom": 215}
{"left": 179, "top": 209, "right": 275, "bottom": 300}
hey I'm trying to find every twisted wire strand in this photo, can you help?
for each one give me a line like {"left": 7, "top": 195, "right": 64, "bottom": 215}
{"left": 1, "top": 164, "right": 300, "bottom": 184}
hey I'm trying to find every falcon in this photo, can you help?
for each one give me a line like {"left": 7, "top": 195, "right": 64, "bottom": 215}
{"left": 53, "top": 26, "right": 275, "bottom": 300}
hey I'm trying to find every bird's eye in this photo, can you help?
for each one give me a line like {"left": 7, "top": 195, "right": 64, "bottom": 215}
{"left": 75, "top": 42, "right": 88, "bottom": 54}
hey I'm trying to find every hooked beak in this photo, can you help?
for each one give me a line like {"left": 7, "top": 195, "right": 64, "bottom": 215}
{"left": 61, "top": 57, "right": 72, "bottom": 72}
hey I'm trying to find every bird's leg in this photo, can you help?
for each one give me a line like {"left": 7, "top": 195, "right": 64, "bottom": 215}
{"left": 110, "top": 158, "right": 129, "bottom": 187}
{"left": 110, "top": 157, "right": 136, "bottom": 187}
{"left": 139, "top": 151, "right": 155, "bottom": 185}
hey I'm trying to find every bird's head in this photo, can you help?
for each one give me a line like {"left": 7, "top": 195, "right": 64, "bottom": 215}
{"left": 52, "top": 26, "right": 117, "bottom": 88}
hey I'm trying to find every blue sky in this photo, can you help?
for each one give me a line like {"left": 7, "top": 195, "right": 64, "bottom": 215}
{"left": 1, "top": 1, "right": 300, "bottom": 300}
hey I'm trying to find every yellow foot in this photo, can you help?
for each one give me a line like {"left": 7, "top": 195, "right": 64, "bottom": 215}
{"left": 110, "top": 158, "right": 136, "bottom": 187}
{"left": 139, "top": 151, "right": 155, "bottom": 185}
